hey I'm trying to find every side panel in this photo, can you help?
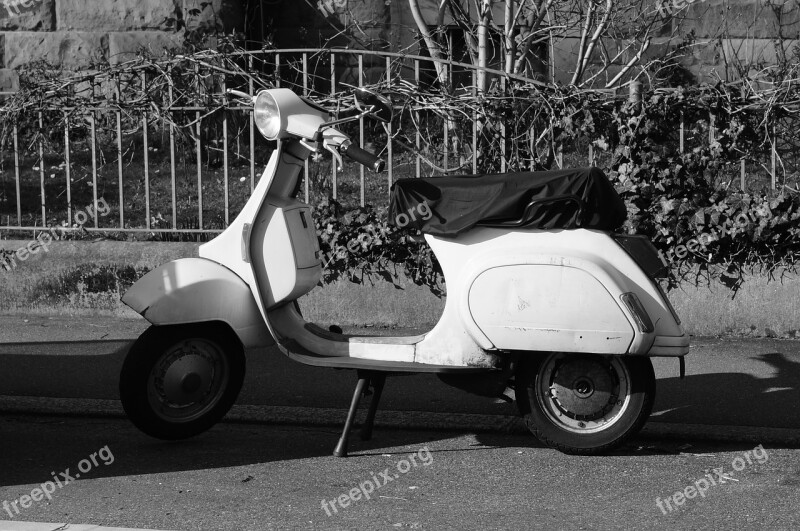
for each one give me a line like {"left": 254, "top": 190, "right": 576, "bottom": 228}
{"left": 122, "top": 258, "right": 274, "bottom": 348}
{"left": 426, "top": 227, "right": 688, "bottom": 357}
{"left": 469, "top": 264, "right": 634, "bottom": 353}
{"left": 251, "top": 197, "right": 321, "bottom": 308}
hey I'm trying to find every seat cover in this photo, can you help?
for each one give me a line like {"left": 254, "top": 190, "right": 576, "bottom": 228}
{"left": 388, "top": 167, "right": 627, "bottom": 237}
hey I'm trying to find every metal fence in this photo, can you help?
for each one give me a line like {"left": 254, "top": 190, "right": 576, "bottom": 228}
{"left": 0, "top": 48, "right": 794, "bottom": 237}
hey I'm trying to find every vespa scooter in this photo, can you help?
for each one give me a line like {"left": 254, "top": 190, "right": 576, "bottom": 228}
{"left": 119, "top": 87, "right": 689, "bottom": 456}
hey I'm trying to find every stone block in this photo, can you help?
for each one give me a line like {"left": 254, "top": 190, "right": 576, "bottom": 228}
{"left": 612, "top": 0, "right": 674, "bottom": 38}
{"left": 108, "top": 31, "right": 183, "bottom": 64}
{"left": 678, "top": 0, "right": 800, "bottom": 39}
{"left": 723, "top": 38, "right": 799, "bottom": 70}
{"left": 340, "top": 0, "right": 390, "bottom": 48}
{"left": 550, "top": 37, "right": 582, "bottom": 84}
{"left": 183, "top": 0, "right": 244, "bottom": 34}
{"left": 57, "top": 0, "right": 180, "bottom": 31}
{"left": 0, "top": 67, "right": 18, "bottom": 91}
{"left": 5, "top": 31, "right": 107, "bottom": 69}
{"left": 0, "top": 0, "right": 54, "bottom": 30}
{"left": 415, "top": 0, "right": 504, "bottom": 26}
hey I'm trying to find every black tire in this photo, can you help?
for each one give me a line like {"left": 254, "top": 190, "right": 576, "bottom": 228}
{"left": 516, "top": 353, "right": 655, "bottom": 455}
{"left": 119, "top": 323, "right": 245, "bottom": 440}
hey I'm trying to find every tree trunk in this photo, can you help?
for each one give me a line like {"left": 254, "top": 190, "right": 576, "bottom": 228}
{"left": 504, "top": 0, "right": 515, "bottom": 74}
{"left": 408, "top": 0, "right": 449, "bottom": 88}
{"left": 477, "top": 0, "right": 492, "bottom": 93}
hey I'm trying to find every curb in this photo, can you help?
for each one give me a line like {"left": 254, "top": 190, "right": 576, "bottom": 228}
{"left": 0, "top": 522, "right": 176, "bottom": 531}
{"left": 2, "top": 396, "right": 800, "bottom": 446}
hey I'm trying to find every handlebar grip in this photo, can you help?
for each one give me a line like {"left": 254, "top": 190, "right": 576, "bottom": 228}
{"left": 343, "top": 143, "right": 385, "bottom": 173}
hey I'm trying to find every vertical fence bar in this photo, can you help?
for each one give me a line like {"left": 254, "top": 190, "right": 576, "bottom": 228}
{"left": 142, "top": 72, "right": 151, "bottom": 230}
{"left": 331, "top": 52, "right": 337, "bottom": 199}
{"left": 195, "top": 63, "right": 204, "bottom": 230}
{"left": 303, "top": 52, "right": 309, "bottom": 203}
{"left": 709, "top": 114, "right": 716, "bottom": 144}
{"left": 557, "top": 143, "right": 563, "bottom": 169}
{"left": 415, "top": 59, "right": 421, "bottom": 178}
{"left": 741, "top": 159, "right": 746, "bottom": 190}
{"left": 168, "top": 70, "right": 177, "bottom": 230}
{"left": 13, "top": 123, "right": 21, "bottom": 226}
{"left": 588, "top": 144, "right": 594, "bottom": 166}
{"left": 771, "top": 122, "right": 777, "bottom": 190}
{"left": 222, "top": 75, "right": 230, "bottom": 225}
{"left": 116, "top": 75, "right": 124, "bottom": 229}
{"left": 63, "top": 113, "right": 72, "bottom": 226}
{"left": 472, "top": 70, "right": 477, "bottom": 174}
{"left": 38, "top": 111, "right": 46, "bottom": 227}
{"left": 90, "top": 78, "right": 98, "bottom": 228}
{"left": 275, "top": 52, "right": 280, "bottom": 88}
{"left": 249, "top": 54, "right": 256, "bottom": 192}
{"left": 386, "top": 55, "right": 392, "bottom": 197}
{"left": 500, "top": 77, "right": 506, "bottom": 173}
{"left": 443, "top": 58, "right": 449, "bottom": 175}
{"left": 359, "top": 54, "right": 365, "bottom": 206}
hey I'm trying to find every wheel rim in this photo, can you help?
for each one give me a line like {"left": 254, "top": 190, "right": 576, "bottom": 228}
{"left": 146, "top": 338, "right": 230, "bottom": 423}
{"left": 535, "top": 353, "right": 632, "bottom": 434}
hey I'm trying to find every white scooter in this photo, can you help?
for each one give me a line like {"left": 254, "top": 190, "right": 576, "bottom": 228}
{"left": 119, "top": 87, "right": 689, "bottom": 456}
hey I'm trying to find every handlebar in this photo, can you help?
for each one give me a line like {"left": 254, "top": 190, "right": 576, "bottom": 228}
{"left": 342, "top": 143, "right": 385, "bottom": 173}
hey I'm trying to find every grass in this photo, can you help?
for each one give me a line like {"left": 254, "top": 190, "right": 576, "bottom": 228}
{"left": 2, "top": 239, "right": 800, "bottom": 337}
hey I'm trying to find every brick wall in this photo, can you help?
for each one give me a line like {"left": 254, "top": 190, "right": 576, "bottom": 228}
{"left": 0, "top": 0, "right": 245, "bottom": 91}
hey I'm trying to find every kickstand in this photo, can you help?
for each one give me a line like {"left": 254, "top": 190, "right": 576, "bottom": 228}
{"left": 361, "top": 373, "right": 386, "bottom": 441}
{"left": 332, "top": 371, "right": 387, "bottom": 457}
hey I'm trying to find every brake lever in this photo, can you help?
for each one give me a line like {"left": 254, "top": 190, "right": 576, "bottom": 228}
{"left": 321, "top": 128, "right": 350, "bottom": 171}
{"left": 323, "top": 138, "right": 345, "bottom": 171}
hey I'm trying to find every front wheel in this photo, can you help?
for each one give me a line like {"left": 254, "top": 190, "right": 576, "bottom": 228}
{"left": 516, "top": 353, "right": 655, "bottom": 455}
{"left": 119, "top": 323, "right": 245, "bottom": 440}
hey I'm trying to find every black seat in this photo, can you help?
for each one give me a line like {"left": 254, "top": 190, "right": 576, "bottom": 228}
{"left": 389, "top": 167, "right": 626, "bottom": 237}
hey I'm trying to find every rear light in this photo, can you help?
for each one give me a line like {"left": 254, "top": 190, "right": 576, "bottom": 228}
{"left": 620, "top": 292, "right": 654, "bottom": 333}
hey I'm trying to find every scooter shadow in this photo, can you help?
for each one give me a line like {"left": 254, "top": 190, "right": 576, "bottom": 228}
{"left": 651, "top": 351, "right": 800, "bottom": 432}
{"left": 0, "top": 406, "right": 786, "bottom": 488}
{"left": 0, "top": 410, "right": 531, "bottom": 487}
{"left": 2, "top": 349, "right": 799, "bottom": 486}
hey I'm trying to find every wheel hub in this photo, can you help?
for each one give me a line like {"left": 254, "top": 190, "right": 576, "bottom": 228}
{"left": 572, "top": 377, "right": 594, "bottom": 398}
{"left": 160, "top": 353, "right": 214, "bottom": 405}
{"left": 535, "top": 353, "right": 632, "bottom": 434}
{"left": 181, "top": 372, "right": 203, "bottom": 394}
{"left": 150, "top": 339, "right": 227, "bottom": 415}
{"left": 549, "top": 357, "right": 617, "bottom": 420}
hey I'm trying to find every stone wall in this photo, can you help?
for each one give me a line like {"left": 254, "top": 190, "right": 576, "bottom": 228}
{"left": 407, "top": 0, "right": 800, "bottom": 85}
{"left": 0, "top": 0, "right": 245, "bottom": 91}
{"left": 2, "top": 0, "right": 798, "bottom": 91}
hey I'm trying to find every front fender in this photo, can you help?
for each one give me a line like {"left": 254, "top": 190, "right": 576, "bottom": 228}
{"left": 122, "top": 258, "right": 274, "bottom": 348}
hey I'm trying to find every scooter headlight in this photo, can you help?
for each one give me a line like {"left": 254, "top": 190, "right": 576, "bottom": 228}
{"left": 254, "top": 90, "right": 282, "bottom": 140}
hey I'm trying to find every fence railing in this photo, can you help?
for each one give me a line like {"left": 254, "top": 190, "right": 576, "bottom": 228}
{"left": 0, "top": 48, "right": 794, "bottom": 237}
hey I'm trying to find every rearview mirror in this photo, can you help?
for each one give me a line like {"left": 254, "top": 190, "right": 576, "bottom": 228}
{"left": 354, "top": 88, "right": 393, "bottom": 123}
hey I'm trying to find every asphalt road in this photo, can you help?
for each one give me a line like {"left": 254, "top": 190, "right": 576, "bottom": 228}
{"left": 1, "top": 329, "right": 800, "bottom": 429}
{"left": 2, "top": 317, "right": 800, "bottom": 530}
{"left": 1, "top": 414, "right": 799, "bottom": 530}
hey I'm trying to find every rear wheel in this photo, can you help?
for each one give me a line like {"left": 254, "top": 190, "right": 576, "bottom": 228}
{"left": 516, "top": 352, "right": 655, "bottom": 455}
{"left": 119, "top": 323, "right": 245, "bottom": 440}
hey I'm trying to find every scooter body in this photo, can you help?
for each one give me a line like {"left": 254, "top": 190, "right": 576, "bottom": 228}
{"left": 120, "top": 87, "right": 689, "bottom": 456}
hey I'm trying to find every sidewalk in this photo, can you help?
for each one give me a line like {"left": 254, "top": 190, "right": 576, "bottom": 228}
{"left": 0, "top": 315, "right": 149, "bottom": 343}
{"left": 0, "top": 522, "right": 175, "bottom": 531}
